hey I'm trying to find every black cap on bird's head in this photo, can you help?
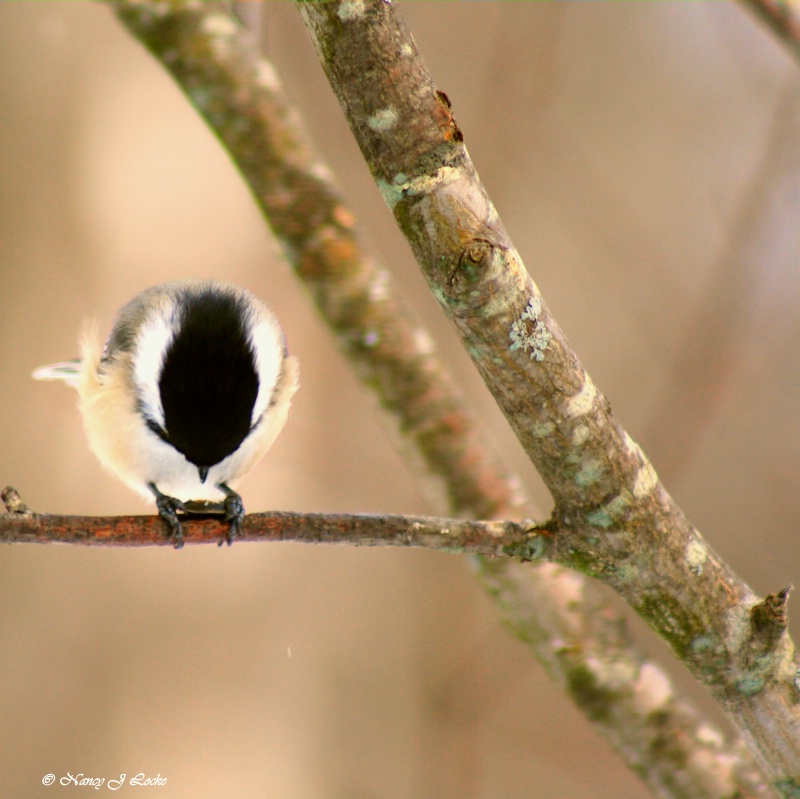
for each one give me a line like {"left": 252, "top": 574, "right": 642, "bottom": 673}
{"left": 148, "top": 289, "right": 260, "bottom": 474}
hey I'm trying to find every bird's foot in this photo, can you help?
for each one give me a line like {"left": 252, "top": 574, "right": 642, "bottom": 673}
{"left": 218, "top": 483, "right": 245, "bottom": 546}
{"left": 148, "top": 483, "right": 186, "bottom": 549}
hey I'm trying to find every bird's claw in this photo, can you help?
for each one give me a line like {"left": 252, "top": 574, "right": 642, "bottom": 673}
{"left": 149, "top": 482, "right": 244, "bottom": 548}
{"left": 220, "top": 484, "right": 245, "bottom": 547}
{"left": 149, "top": 483, "right": 186, "bottom": 549}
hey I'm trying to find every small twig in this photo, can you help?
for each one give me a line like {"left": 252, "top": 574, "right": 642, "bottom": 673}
{"left": 1, "top": 485, "right": 31, "bottom": 515}
{"left": 751, "top": 586, "right": 793, "bottom": 645}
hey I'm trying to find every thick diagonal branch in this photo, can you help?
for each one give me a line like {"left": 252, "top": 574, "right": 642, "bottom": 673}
{"left": 296, "top": 0, "right": 800, "bottom": 790}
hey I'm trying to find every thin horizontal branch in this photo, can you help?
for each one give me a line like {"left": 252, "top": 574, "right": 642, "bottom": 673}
{"left": 0, "top": 486, "right": 536, "bottom": 553}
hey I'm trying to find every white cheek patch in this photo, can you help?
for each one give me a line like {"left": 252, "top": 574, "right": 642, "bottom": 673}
{"left": 132, "top": 302, "right": 178, "bottom": 429}
{"left": 248, "top": 310, "right": 285, "bottom": 425}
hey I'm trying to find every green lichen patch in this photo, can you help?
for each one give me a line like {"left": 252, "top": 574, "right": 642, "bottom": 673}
{"left": 509, "top": 297, "right": 551, "bottom": 361}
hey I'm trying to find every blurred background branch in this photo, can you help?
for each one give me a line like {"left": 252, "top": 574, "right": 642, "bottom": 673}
{"left": 741, "top": 0, "right": 800, "bottom": 61}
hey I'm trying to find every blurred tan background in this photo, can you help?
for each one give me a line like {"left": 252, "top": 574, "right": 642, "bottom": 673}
{"left": 2, "top": 2, "right": 800, "bottom": 797}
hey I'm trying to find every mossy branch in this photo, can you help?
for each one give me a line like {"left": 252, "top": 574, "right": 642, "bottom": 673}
{"left": 294, "top": 0, "right": 800, "bottom": 791}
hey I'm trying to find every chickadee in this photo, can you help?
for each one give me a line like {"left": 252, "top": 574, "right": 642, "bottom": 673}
{"left": 34, "top": 280, "right": 299, "bottom": 548}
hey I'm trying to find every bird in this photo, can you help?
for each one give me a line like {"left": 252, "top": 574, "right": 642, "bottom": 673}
{"left": 33, "top": 279, "right": 299, "bottom": 548}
